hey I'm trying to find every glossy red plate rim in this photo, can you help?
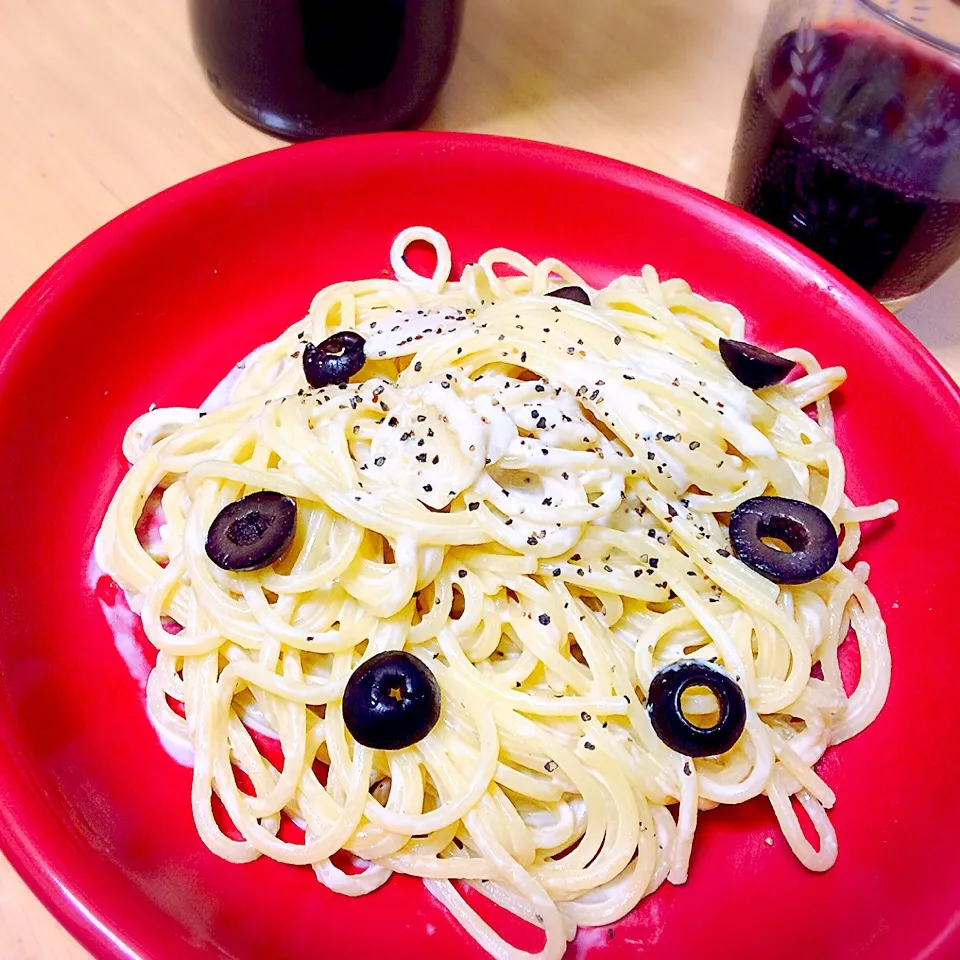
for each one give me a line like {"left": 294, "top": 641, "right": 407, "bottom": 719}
{"left": 0, "top": 132, "right": 957, "bottom": 960}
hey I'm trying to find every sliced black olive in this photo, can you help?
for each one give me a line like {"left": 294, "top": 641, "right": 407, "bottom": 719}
{"left": 343, "top": 651, "right": 441, "bottom": 750}
{"left": 729, "top": 495, "right": 838, "bottom": 585}
{"left": 205, "top": 491, "right": 297, "bottom": 571}
{"left": 546, "top": 285, "right": 591, "bottom": 306}
{"left": 647, "top": 660, "right": 746, "bottom": 758}
{"left": 719, "top": 338, "right": 796, "bottom": 389}
{"left": 303, "top": 330, "right": 366, "bottom": 388}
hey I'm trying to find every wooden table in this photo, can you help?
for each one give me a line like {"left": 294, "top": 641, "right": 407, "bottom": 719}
{"left": 0, "top": 1, "right": 956, "bottom": 957}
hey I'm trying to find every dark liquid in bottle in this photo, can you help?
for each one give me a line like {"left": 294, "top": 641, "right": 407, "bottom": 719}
{"left": 728, "top": 26, "right": 960, "bottom": 300}
{"left": 188, "top": 0, "right": 464, "bottom": 141}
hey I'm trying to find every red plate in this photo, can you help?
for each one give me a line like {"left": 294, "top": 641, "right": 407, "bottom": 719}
{"left": 0, "top": 133, "right": 956, "bottom": 960}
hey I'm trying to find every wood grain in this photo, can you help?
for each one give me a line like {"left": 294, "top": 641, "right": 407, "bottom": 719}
{"left": 0, "top": 0, "right": 953, "bottom": 957}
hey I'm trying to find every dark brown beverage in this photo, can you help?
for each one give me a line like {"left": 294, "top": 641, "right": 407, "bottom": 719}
{"left": 728, "top": 25, "right": 960, "bottom": 300}
{"left": 188, "top": 0, "right": 464, "bottom": 140}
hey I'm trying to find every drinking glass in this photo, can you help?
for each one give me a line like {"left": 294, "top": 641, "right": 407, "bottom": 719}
{"left": 727, "top": 0, "right": 960, "bottom": 307}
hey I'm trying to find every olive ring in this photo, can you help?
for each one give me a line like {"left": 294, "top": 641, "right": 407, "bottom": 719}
{"left": 343, "top": 651, "right": 441, "bottom": 751}
{"left": 303, "top": 330, "right": 366, "bottom": 388}
{"left": 647, "top": 660, "right": 747, "bottom": 758}
{"left": 729, "top": 495, "right": 839, "bottom": 585}
{"left": 546, "top": 285, "right": 591, "bottom": 305}
{"left": 719, "top": 338, "right": 796, "bottom": 389}
{"left": 205, "top": 491, "right": 297, "bottom": 572}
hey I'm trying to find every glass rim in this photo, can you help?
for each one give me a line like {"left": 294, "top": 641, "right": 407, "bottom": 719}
{"left": 855, "top": 0, "right": 960, "bottom": 58}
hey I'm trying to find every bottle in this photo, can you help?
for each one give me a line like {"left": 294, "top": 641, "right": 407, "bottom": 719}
{"left": 188, "top": 0, "right": 465, "bottom": 141}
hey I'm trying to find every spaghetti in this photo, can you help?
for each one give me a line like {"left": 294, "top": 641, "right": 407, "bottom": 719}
{"left": 95, "top": 228, "right": 896, "bottom": 960}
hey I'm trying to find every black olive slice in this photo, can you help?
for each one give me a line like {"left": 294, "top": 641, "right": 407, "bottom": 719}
{"left": 546, "top": 285, "right": 591, "bottom": 306}
{"left": 303, "top": 330, "right": 366, "bottom": 389}
{"left": 205, "top": 491, "right": 297, "bottom": 571}
{"left": 343, "top": 651, "right": 441, "bottom": 750}
{"left": 647, "top": 660, "right": 746, "bottom": 758}
{"left": 729, "top": 496, "right": 838, "bottom": 585}
{"left": 719, "top": 338, "right": 796, "bottom": 389}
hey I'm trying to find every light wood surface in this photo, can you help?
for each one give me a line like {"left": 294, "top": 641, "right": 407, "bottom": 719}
{"left": 0, "top": 1, "right": 955, "bottom": 958}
